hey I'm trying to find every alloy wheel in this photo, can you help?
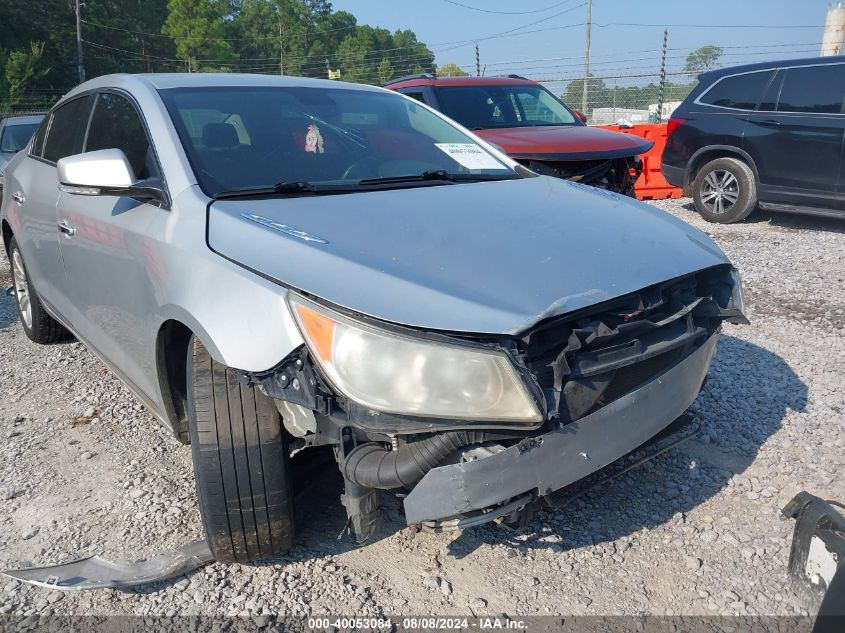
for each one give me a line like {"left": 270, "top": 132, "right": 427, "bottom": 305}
{"left": 700, "top": 169, "right": 739, "bottom": 215}
{"left": 11, "top": 249, "right": 32, "bottom": 329}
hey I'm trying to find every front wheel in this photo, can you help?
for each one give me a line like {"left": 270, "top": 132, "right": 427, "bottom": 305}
{"left": 692, "top": 157, "right": 757, "bottom": 224}
{"left": 187, "top": 336, "right": 295, "bottom": 563}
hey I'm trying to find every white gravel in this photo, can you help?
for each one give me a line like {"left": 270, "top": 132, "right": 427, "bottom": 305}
{"left": 1, "top": 198, "right": 843, "bottom": 617}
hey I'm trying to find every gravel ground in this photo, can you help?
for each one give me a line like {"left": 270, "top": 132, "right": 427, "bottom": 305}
{"left": 1, "top": 198, "right": 843, "bottom": 619}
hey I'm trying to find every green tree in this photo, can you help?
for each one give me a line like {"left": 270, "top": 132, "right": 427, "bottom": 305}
{"left": 0, "top": 0, "right": 75, "bottom": 99}
{"left": 0, "top": 42, "right": 49, "bottom": 111}
{"left": 337, "top": 25, "right": 433, "bottom": 84}
{"left": 562, "top": 75, "right": 610, "bottom": 113}
{"left": 437, "top": 63, "right": 467, "bottom": 77}
{"left": 162, "top": 0, "right": 237, "bottom": 72}
{"left": 683, "top": 45, "right": 723, "bottom": 74}
{"left": 377, "top": 57, "right": 393, "bottom": 84}
{"left": 233, "top": 0, "right": 309, "bottom": 75}
{"left": 83, "top": 0, "right": 174, "bottom": 76}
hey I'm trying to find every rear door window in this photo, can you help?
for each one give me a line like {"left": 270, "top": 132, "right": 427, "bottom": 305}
{"left": 776, "top": 65, "right": 845, "bottom": 114}
{"left": 43, "top": 96, "right": 92, "bottom": 163}
{"left": 85, "top": 92, "right": 159, "bottom": 180}
{"left": 402, "top": 91, "right": 427, "bottom": 104}
{"left": 699, "top": 71, "right": 774, "bottom": 110}
{"left": 30, "top": 118, "right": 49, "bottom": 157}
{"left": 757, "top": 70, "right": 783, "bottom": 112}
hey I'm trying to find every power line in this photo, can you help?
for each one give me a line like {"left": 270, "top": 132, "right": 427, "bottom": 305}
{"left": 440, "top": 0, "right": 580, "bottom": 16}
{"left": 80, "top": 17, "right": 359, "bottom": 42}
{"left": 595, "top": 21, "right": 824, "bottom": 29}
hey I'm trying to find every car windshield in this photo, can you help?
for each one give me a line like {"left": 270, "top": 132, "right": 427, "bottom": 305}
{"left": 435, "top": 85, "right": 577, "bottom": 129}
{"left": 158, "top": 86, "right": 516, "bottom": 196}
{"left": 0, "top": 122, "right": 40, "bottom": 153}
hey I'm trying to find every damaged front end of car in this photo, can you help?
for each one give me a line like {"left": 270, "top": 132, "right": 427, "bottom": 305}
{"left": 240, "top": 264, "right": 747, "bottom": 543}
{"left": 517, "top": 155, "right": 643, "bottom": 197}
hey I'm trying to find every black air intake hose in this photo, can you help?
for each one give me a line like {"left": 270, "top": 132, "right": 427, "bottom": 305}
{"left": 342, "top": 431, "right": 507, "bottom": 489}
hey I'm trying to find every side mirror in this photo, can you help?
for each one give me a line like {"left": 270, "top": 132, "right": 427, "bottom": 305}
{"left": 57, "top": 149, "right": 169, "bottom": 208}
{"left": 573, "top": 110, "right": 588, "bottom": 124}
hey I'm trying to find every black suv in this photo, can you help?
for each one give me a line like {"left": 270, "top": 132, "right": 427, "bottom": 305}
{"left": 661, "top": 56, "right": 845, "bottom": 223}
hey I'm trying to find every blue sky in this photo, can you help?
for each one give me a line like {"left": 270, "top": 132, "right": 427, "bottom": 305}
{"left": 331, "top": 0, "right": 834, "bottom": 84}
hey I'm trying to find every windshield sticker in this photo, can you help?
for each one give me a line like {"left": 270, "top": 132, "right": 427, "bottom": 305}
{"left": 305, "top": 124, "right": 324, "bottom": 154}
{"left": 434, "top": 143, "right": 504, "bottom": 170}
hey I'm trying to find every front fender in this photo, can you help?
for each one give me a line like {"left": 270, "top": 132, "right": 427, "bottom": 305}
{"left": 154, "top": 186, "right": 303, "bottom": 372}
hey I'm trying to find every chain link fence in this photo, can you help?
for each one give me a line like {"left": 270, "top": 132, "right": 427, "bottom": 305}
{"left": 539, "top": 71, "right": 697, "bottom": 126}
{"left": 0, "top": 109, "right": 49, "bottom": 121}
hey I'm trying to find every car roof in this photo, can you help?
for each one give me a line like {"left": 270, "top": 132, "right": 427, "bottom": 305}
{"left": 698, "top": 54, "right": 845, "bottom": 82}
{"left": 385, "top": 75, "right": 536, "bottom": 89}
{"left": 60, "top": 73, "right": 384, "bottom": 104}
{"left": 0, "top": 115, "right": 44, "bottom": 126}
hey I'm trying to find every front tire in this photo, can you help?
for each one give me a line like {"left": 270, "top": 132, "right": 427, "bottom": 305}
{"left": 187, "top": 336, "right": 295, "bottom": 563}
{"left": 692, "top": 157, "right": 757, "bottom": 223}
{"left": 8, "top": 237, "right": 70, "bottom": 343}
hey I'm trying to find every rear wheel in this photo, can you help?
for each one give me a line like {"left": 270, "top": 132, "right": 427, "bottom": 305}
{"left": 692, "top": 157, "right": 757, "bottom": 223}
{"left": 8, "top": 237, "right": 70, "bottom": 343}
{"left": 187, "top": 336, "right": 295, "bottom": 563}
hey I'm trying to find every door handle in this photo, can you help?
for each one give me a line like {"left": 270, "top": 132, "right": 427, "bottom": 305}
{"left": 12, "top": 192, "right": 25, "bottom": 205}
{"left": 757, "top": 119, "right": 781, "bottom": 127}
{"left": 58, "top": 220, "right": 76, "bottom": 238}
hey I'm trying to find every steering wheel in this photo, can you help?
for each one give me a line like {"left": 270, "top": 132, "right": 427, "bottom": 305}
{"left": 342, "top": 156, "right": 382, "bottom": 181}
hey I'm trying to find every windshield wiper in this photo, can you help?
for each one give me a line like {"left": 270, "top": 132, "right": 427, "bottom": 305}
{"left": 213, "top": 172, "right": 517, "bottom": 199}
{"left": 358, "top": 170, "right": 515, "bottom": 186}
{"left": 213, "top": 181, "right": 353, "bottom": 200}
{"left": 273, "top": 181, "right": 319, "bottom": 194}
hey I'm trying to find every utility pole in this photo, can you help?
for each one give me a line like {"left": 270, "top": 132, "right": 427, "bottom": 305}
{"left": 74, "top": 0, "right": 85, "bottom": 83}
{"left": 279, "top": 17, "right": 285, "bottom": 75}
{"left": 581, "top": 0, "right": 592, "bottom": 116}
{"left": 475, "top": 43, "right": 480, "bottom": 77}
{"left": 656, "top": 29, "right": 668, "bottom": 123}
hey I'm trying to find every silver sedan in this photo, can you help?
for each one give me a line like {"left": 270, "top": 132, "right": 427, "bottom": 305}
{"left": 1, "top": 74, "right": 746, "bottom": 564}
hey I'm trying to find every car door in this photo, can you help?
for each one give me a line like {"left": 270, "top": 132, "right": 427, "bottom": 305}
{"left": 743, "top": 63, "right": 845, "bottom": 209}
{"left": 6, "top": 95, "right": 92, "bottom": 317}
{"left": 56, "top": 90, "right": 169, "bottom": 400}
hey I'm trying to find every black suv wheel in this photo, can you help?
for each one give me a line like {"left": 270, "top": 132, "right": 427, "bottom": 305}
{"left": 692, "top": 157, "right": 757, "bottom": 224}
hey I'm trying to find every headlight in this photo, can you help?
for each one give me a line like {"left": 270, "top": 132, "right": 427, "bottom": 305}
{"left": 730, "top": 268, "right": 746, "bottom": 317}
{"left": 288, "top": 294, "right": 542, "bottom": 423}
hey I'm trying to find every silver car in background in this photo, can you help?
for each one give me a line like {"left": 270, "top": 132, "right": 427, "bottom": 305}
{"left": 0, "top": 115, "right": 44, "bottom": 194}
{"left": 1, "top": 74, "right": 746, "bottom": 564}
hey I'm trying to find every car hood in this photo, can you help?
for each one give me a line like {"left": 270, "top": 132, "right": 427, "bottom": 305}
{"left": 474, "top": 126, "right": 652, "bottom": 161}
{"left": 207, "top": 176, "right": 728, "bottom": 335}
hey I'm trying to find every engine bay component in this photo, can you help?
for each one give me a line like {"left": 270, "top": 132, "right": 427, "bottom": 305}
{"left": 517, "top": 155, "right": 642, "bottom": 196}
{"left": 276, "top": 399, "right": 317, "bottom": 437}
{"left": 341, "top": 430, "right": 505, "bottom": 489}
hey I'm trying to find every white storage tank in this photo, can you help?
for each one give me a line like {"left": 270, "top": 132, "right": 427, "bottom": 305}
{"left": 822, "top": 3, "right": 845, "bottom": 56}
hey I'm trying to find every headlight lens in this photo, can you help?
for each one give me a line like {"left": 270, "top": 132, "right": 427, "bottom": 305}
{"left": 288, "top": 294, "right": 542, "bottom": 423}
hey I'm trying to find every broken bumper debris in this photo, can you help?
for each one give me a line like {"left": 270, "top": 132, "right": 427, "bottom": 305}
{"left": 2, "top": 540, "right": 213, "bottom": 591}
{"left": 403, "top": 332, "right": 717, "bottom": 524}
{"left": 782, "top": 493, "right": 845, "bottom": 614}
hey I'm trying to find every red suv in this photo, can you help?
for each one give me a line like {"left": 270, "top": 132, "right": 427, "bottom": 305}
{"left": 386, "top": 74, "right": 652, "bottom": 196}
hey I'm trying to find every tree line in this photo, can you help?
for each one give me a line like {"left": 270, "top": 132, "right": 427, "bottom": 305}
{"left": 0, "top": 0, "right": 436, "bottom": 111}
